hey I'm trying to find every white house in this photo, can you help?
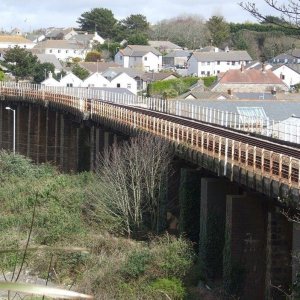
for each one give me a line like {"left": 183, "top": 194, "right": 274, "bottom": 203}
{"left": 60, "top": 72, "right": 83, "bottom": 87}
{"left": 0, "top": 35, "right": 35, "bottom": 49}
{"left": 187, "top": 50, "right": 252, "bottom": 77}
{"left": 41, "top": 71, "right": 61, "bottom": 87}
{"left": 272, "top": 64, "right": 300, "bottom": 88}
{"left": 82, "top": 72, "right": 110, "bottom": 88}
{"left": 70, "top": 32, "right": 105, "bottom": 48}
{"left": 115, "top": 45, "right": 162, "bottom": 72}
{"left": 34, "top": 40, "right": 88, "bottom": 61}
{"left": 110, "top": 72, "right": 137, "bottom": 95}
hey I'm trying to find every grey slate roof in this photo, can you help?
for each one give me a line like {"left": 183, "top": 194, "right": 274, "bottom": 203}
{"left": 34, "top": 40, "right": 85, "bottom": 50}
{"left": 102, "top": 67, "right": 144, "bottom": 79}
{"left": 36, "top": 54, "right": 63, "bottom": 71}
{"left": 148, "top": 40, "right": 182, "bottom": 50}
{"left": 164, "top": 50, "right": 192, "bottom": 58}
{"left": 191, "top": 50, "right": 252, "bottom": 62}
{"left": 178, "top": 99, "right": 300, "bottom": 121}
{"left": 120, "top": 45, "right": 161, "bottom": 57}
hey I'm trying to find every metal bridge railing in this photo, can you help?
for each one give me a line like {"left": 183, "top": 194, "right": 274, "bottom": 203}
{"left": 0, "top": 82, "right": 300, "bottom": 145}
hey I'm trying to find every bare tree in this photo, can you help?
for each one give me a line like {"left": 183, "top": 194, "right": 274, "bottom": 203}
{"left": 239, "top": 0, "right": 300, "bottom": 29}
{"left": 91, "top": 134, "right": 172, "bottom": 237}
{"left": 151, "top": 14, "right": 210, "bottom": 50}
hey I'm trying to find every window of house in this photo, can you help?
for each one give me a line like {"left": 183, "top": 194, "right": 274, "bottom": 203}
{"left": 66, "top": 50, "right": 68, "bottom": 53}
{"left": 67, "top": 83, "right": 73, "bottom": 87}
{"left": 74, "top": 50, "right": 77, "bottom": 54}
{"left": 201, "top": 71, "right": 205, "bottom": 75}
{"left": 227, "top": 61, "right": 230, "bottom": 65}
{"left": 117, "top": 83, "right": 121, "bottom": 88}
{"left": 49, "top": 49, "right": 52, "bottom": 53}
{"left": 280, "top": 73, "right": 285, "bottom": 80}
{"left": 58, "top": 50, "right": 61, "bottom": 53}
{"left": 103, "top": 84, "right": 107, "bottom": 87}
{"left": 232, "top": 61, "right": 236, "bottom": 65}
{"left": 217, "top": 61, "right": 220, "bottom": 65}
{"left": 217, "top": 70, "right": 220, "bottom": 74}
{"left": 144, "top": 56, "right": 147, "bottom": 61}
{"left": 207, "top": 71, "right": 210, "bottom": 76}
{"left": 207, "top": 62, "right": 210, "bottom": 65}
{"left": 24, "top": 45, "right": 26, "bottom": 48}
{"left": 127, "top": 83, "right": 131, "bottom": 89}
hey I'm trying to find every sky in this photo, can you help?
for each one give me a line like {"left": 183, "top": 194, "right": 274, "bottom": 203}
{"left": 0, "top": 0, "right": 272, "bottom": 32}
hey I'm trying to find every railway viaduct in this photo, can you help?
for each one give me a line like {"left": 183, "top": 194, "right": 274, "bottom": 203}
{"left": 1, "top": 83, "right": 300, "bottom": 299}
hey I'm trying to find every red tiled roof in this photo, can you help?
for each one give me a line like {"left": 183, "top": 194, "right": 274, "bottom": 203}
{"left": 219, "top": 68, "right": 284, "bottom": 84}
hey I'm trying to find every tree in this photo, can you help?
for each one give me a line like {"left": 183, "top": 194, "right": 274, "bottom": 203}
{"left": 119, "top": 14, "right": 149, "bottom": 37}
{"left": 77, "top": 8, "right": 117, "bottom": 39}
{"left": 33, "top": 62, "right": 55, "bottom": 83}
{"left": 85, "top": 50, "right": 102, "bottom": 62}
{"left": 71, "top": 64, "right": 90, "bottom": 80}
{"left": 3, "top": 47, "right": 39, "bottom": 81}
{"left": 127, "top": 33, "right": 149, "bottom": 45}
{"left": 206, "top": 16, "right": 230, "bottom": 48}
{"left": 239, "top": 1, "right": 300, "bottom": 30}
{"left": 92, "top": 134, "right": 172, "bottom": 237}
{"left": 151, "top": 14, "right": 210, "bottom": 49}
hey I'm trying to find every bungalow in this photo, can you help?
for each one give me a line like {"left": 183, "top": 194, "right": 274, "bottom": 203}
{"left": 60, "top": 72, "right": 83, "bottom": 87}
{"left": 211, "top": 66, "right": 289, "bottom": 94}
{"left": 187, "top": 50, "right": 252, "bottom": 77}
{"left": 109, "top": 72, "right": 137, "bottom": 95}
{"left": 115, "top": 45, "right": 162, "bottom": 72}
{"left": 82, "top": 72, "right": 110, "bottom": 88}
{"left": 41, "top": 71, "right": 61, "bottom": 87}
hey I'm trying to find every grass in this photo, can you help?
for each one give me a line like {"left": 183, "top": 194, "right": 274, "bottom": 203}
{"left": 0, "top": 151, "right": 198, "bottom": 299}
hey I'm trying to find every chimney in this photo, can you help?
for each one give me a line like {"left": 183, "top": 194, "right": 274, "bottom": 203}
{"left": 262, "top": 63, "right": 266, "bottom": 73}
{"left": 227, "top": 88, "right": 232, "bottom": 95}
{"left": 240, "top": 63, "right": 244, "bottom": 72}
{"left": 48, "top": 71, "right": 53, "bottom": 78}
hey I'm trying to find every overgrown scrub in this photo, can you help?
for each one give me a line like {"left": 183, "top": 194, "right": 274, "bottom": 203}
{"left": 79, "top": 234, "right": 194, "bottom": 299}
{"left": 148, "top": 77, "right": 199, "bottom": 97}
{"left": 0, "top": 151, "right": 198, "bottom": 299}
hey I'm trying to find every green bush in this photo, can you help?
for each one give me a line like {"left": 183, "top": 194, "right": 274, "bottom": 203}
{"left": 149, "top": 77, "right": 199, "bottom": 97}
{"left": 121, "top": 249, "right": 152, "bottom": 279}
{"left": 148, "top": 277, "right": 186, "bottom": 299}
{"left": 200, "top": 76, "right": 217, "bottom": 87}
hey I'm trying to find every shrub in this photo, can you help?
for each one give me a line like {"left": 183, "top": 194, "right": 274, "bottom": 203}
{"left": 121, "top": 249, "right": 152, "bottom": 279}
{"left": 148, "top": 277, "right": 186, "bottom": 299}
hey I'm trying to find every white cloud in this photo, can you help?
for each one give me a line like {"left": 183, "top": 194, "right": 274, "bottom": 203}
{"left": 0, "top": 0, "right": 271, "bottom": 31}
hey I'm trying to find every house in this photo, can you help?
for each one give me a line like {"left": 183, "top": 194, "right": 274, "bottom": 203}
{"left": 60, "top": 72, "right": 83, "bottom": 87}
{"left": 163, "top": 50, "right": 192, "bottom": 67}
{"left": 211, "top": 66, "right": 289, "bottom": 93}
{"left": 36, "top": 54, "right": 63, "bottom": 74}
{"left": 272, "top": 64, "right": 300, "bottom": 88}
{"left": 270, "top": 49, "right": 300, "bottom": 65}
{"left": 41, "top": 71, "right": 61, "bottom": 87}
{"left": 148, "top": 40, "right": 182, "bottom": 54}
{"left": 33, "top": 40, "right": 88, "bottom": 61}
{"left": 187, "top": 50, "right": 252, "bottom": 77}
{"left": 0, "top": 35, "right": 35, "bottom": 49}
{"left": 109, "top": 72, "right": 138, "bottom": 95}
{"left": 114, "top": 45, "right": 162, "bottom": 72}
{"left": 82, "top": 72, "right": 110, "bottom": 88}
{"left": 45, "top": 27, "right": 77, "bottom": 40}
{"left": 79, "top": 61, "right": 119, "bottom": 74}
{"left": 70, "top": 32, "right": 105, "bottom": 48}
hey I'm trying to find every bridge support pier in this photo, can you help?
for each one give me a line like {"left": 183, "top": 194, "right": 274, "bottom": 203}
{"left": 224, "top": 193, "right": 267, "bottom": 300}
{"left": 265, "top": 210, "right": 293, "bottom": 299}
{"left": 199, "top": 178, "right": 238, "bottom": 280}
{"left": 178, "top": 168, "right": 202, "bottom": 247}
